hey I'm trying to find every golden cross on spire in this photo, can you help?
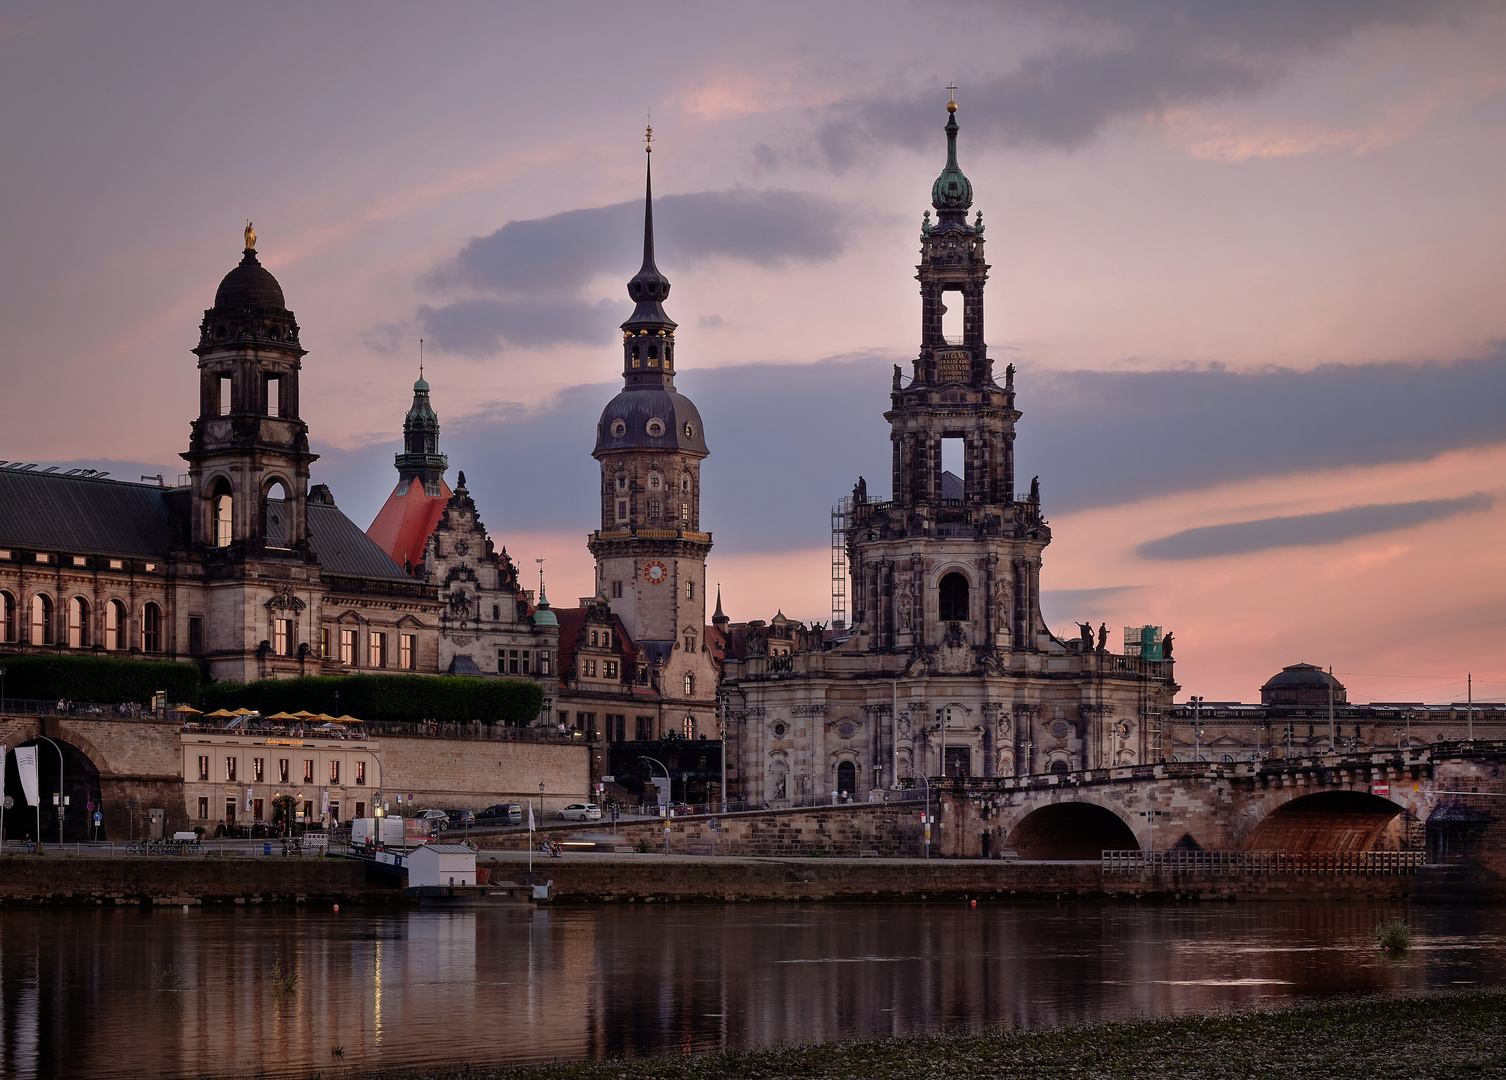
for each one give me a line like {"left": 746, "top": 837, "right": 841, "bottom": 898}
{"left": 946, "top": 82, "right": 958, "bottom": 103}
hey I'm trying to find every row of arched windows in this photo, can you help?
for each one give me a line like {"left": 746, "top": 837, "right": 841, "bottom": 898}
{"left": 0, "top": 591, "right": 162, "bottom": 652}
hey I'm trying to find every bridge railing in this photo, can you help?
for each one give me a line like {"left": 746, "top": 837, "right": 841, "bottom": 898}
{"left": 1101, "top": 849, "right": 1426, "bottom": 876}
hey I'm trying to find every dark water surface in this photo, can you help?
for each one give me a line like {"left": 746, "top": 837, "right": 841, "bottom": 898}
{"left": 2, "top": 901, "right": 1504, "bottom": 1079}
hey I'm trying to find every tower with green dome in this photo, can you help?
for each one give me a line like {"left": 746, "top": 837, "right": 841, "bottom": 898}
{"left": 396, "top": 373, "right": 448, "bottom": 498}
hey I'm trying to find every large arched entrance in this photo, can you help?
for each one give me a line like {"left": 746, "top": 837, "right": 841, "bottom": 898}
{"left": 1245, "top": 791, "right": 1411, "bottom": 851}
{"left": 1007, "top": 802, "right": 1138, "bottom": 860}
{"left": 2, "top": 738, "right": 105, "bottom": 843}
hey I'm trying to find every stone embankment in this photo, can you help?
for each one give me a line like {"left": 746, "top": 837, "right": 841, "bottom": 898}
{"left": 487, "top": 853, "right": 1418, "bottom": 903}
{"left": 0, "top": 855, "right": 400, "bottom": 907}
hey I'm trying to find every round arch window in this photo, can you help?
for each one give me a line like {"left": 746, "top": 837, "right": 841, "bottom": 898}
{"left": 646, "top": 418, "right": 665, "bottom": 437}
{"left": 610, "top": 419, "right": 626, "bottom": 438}
{"left": 938, "top": 572, "right": 969, "bottom": 621}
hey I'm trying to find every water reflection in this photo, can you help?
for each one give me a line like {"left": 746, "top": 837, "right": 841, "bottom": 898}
{"left": 0, "top": 902, "right": 1502, "bottom": 1079}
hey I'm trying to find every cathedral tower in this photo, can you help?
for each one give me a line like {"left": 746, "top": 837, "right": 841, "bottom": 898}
{"left": 183, "top": 225, "right": 317, "bottom": 555}
{"left": 396, "top": 372, "right": 447, "bottom": 497}
{"left": 848, "top": 98, "right": 1050, "bottom": 656}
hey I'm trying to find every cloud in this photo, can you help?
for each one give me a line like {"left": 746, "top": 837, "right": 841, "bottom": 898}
{"left": 412, "top": 189, "right": 853, "bottom": 355}
{"left": 1137, "top": 493, "right": 1494, "bottom": 560}
{"left": 1018, "top": 350, "right": 1506, "bottom": 513}
{"left": 789, "top": 0, "right": 1475, "bottom": 167}
{"left": 316, "top": 351, "right": 1506, "bottom": 560}
{"left": 1041, "top": 585, "right": 1143, "bottom": 625}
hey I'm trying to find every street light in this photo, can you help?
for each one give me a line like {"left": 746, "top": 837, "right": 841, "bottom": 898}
{"left": 913, "top": 771, "right": 931, "bottom": 859}
{"left": 36, "top": 735, "right": 64, "bottom": 849}
{"left": 1189, "top": 696, "right": 1204, "bottom": 766}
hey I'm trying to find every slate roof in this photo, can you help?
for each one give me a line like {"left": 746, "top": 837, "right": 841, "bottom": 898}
{"left": 304, "top": 502, "right": 412, "bottom": 581}
{"left": 0, "top": 470, "right": 409, "bottom": 583}
{"left": 0, "top": 470, "right": 176, "bottom": 557}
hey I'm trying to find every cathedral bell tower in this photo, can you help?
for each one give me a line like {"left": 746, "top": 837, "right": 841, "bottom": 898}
{"left": 183, "top": 225, "right": 317, "bottom": 557}
{"left": 588, "top": 131, "right": 712, "bottom": 656}
{"left": 846, "top": 97, "right": 1052, "bottom": 658}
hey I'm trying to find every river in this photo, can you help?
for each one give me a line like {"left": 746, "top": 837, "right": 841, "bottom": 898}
{"left": 1, "top": 901, "right": 1502, "bottom": 1079}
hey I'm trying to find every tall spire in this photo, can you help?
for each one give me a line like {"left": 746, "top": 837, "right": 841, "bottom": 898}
{"left": 931, "top": 90, "right": 974, "bottom": 225}
{"left": 395, "top": 356, "right": 447, "bottom": 496}
{"left": 623, "top": 125, "right": 675, "bottom": 333}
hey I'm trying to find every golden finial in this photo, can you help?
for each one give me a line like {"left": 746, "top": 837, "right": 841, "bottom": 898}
{"left": 244, "top": 220, "right": 257, "bottom": 251}
{"left": 645, "top": 115, "right": 653, "bottom": 154}
{"left": 946, "top": 82, "right": 958, "bottom": 113}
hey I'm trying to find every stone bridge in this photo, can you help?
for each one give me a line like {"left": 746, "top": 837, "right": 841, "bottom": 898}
{"left": 932, "top": 743, "right": 1505, "bottom": 869}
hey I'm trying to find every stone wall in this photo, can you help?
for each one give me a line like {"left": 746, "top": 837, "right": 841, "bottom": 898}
{"left": 0, "top": 854, "right": 397, "bottom": 906}
{"left": 364, "top": 735, "right": 589, "bottom": 813}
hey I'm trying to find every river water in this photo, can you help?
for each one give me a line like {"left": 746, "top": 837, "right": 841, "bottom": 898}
{"left": 1, "top": 901, "right": 1503, "bottom": 1079}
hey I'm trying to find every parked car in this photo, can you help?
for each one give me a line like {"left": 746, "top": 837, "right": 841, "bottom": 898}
{"left": 414, "top": 809, "right": 449, "bottom": 831}
{"left": 478, "top": 803, "right": 523, "bottom": 825}
{"left": 446, "top": 808, "right": 476, "bottom": 827}
{"left": 667, "top": 801, "right": 695, "bottom": 816}
{"left": 556, "top": 803, "right": 602, "bottom": 822}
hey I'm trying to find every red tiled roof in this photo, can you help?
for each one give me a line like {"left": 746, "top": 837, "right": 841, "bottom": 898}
{"left": 366, "top": 477, "right": 453, "bottom": 569}
{"left": 555, "top": 603, "right": 644, "bottom": 692}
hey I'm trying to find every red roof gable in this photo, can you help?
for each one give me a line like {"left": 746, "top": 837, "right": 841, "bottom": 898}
{"left": 366, "top": 476, "right": 453, "bottom": 569}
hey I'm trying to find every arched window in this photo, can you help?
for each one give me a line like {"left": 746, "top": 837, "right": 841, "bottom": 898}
{"left": 211, "top": 477, "right": 233, "bottom": 548}
{"left": 142, "top": 602, "right": 162, "bottom": 653}
{"left": 67, "top": 596, "right": 89, "bottom": 649}
{"left": 938, "top": 572, "right": 969, "bottom": 622}
{"left": 836, "top": 760, "right": 856, "bottom": 795}
{"left": 683, "top": 673, "right": 694, "bottom": 696}
{"left": 682, "top": 715, "right": 694, "bottom": 739}
{"left": 106, "top": 600, "right": 127, "bottom": 650}
{"left": 0, "top": 590, "right": 14, "bottom": 643}
{"left": 30, "top": 594, "right": 54, "bottom": 645}
{"left": 263, "top": 479, "right": 290, "bottom": 546}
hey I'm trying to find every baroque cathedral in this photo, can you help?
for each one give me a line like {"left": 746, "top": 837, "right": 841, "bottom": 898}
{"left": 716, "top": 99, "right": 1179, "bottom": 804}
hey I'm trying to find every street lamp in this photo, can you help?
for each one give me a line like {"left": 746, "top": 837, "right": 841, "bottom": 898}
{"left": 1, "top": 666, "right": 7, "bottom": 715}
{"left": 1189, "top": 696, "right": 1204, "bottom": 766}
{"left": 913, "top": 771, "right": 931, "bottom": 859}
{"left": 36, "top": 735, "right": 64, "bottom": 849}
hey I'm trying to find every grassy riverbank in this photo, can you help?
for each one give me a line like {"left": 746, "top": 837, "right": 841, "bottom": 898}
{"left": 341, "top": 988, "right": 1506, "bottom": 1080}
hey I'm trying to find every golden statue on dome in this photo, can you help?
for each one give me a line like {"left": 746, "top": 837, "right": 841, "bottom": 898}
{"left": 244, "top": 221, "right": 256, "bottom": 251}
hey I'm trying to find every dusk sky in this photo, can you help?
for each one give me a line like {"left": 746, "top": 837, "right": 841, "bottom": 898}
{"left": 4, "top": 2, "right": 1506, "bottom": 705}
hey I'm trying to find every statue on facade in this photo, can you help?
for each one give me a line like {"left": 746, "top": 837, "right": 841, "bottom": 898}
{"left": 855, "top": 475, "right": 868, "bottom": 503}
{"left": 1077, "top": 621, "right": 1093, "bottom": 647}
{"left": 1029, "top": 476, "right": 1040, "bottom": 503}
{"left": 1005, "top": 363, "right": 1015, "bottom": 391}
{"left": 897, "top": 592, "right": 913, "bottom": 629}
{"left": 1161, "top": 631, "right": 1174, "bottom": 659}
{"left": 893, "top": 364, "right": 903, "bottom": 391}
{"left": 1097, "top": 622, "right": 1108, "bottom": 651}
{"left": 244, "top": 221, "right": 256, "bottom": 251}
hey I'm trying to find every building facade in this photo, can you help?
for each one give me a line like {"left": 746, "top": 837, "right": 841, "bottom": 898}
{"left": 719, "top": 100, "right": 1180, "bottom": 805}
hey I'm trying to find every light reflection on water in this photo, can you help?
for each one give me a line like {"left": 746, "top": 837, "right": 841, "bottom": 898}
{"left": 0, "top": 901, "right": 1503, "bottom": 1079}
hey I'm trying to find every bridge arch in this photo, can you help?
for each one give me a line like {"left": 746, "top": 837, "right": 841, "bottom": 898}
{"left": 1244, "top": 790, "right": 1415, "bottom": 852}
{"left": 2, "top": 734, "right": 104, "bottom": 842}
{"left": 1007, "top": 800, "right": 1139, "bottom": 859}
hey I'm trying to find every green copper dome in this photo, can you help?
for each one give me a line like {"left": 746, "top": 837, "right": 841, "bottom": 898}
{"left": 930, "top": 102, "right": 973, "bottom": 212}
{"left": 532, "top": 585, "right": 558, "bottom": 628}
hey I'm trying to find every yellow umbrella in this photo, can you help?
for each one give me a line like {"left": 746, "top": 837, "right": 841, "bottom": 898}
{"left": 174, "top": 705, "right": 203, "bottom": 715}
{"left": 234, "top": 707, "right": 260, "bottom": 716}
{"left": 314, "top": 713, "right": 337, "bottom": 723}
{"left": 206, "top": 709, "right": 237, "bottom": 719}
{"left": 264, "top": 711, "right": 299, "bottom": 721}
{"left": 291, "top": 710, "right": 317, "bottom": 720}
{"left": 335, "top": 714, "right": 362, "bottom": 725}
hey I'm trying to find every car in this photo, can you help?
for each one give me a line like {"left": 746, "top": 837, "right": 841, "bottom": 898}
{"left": 446, "top": 808, "right": 476, "bottom": 827}
{"left": 477, "top": 803, "right": 523, "bottom": 825}
{"left": 556, "top": 803, "right": 602, "bottom": 822}
{"left": 414, "top": 809, "right": 449, "bottom": 831}
{"left": 666, "top": 801, "right": 694, "bottom": 816}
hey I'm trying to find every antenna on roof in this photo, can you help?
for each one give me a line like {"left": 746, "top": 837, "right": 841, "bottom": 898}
{"left": 419, "top": 337, "right": 424, "bottom": 380}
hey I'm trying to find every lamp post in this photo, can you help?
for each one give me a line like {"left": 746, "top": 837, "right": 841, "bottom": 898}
{"left": 36, "top": 735, "right": 64, "bottom": 849}
{"left": 1190, "top": 696, "right": 1204, "bottom": 765}
{"left": 351, "top": 747, "right": 382, "bottom": 824}
{"left": 1, "top": 665, "right": 7, "bottom": 715}
{"left": 914, "top": 771, "right": 931, "bottom": 859}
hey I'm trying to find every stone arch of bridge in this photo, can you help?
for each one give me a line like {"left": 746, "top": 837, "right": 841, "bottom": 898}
{"left": 2, "top": 733, "right": 104, "bottom": 843}
{"left": 1003, "top": 796, "right": 1139, "bottom": 860}
{"left": 1243, "top": 789, "right": 1418, "bottom": 852}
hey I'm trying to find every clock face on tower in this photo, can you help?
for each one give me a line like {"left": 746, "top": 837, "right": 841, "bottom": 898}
{"left": 643, "top": 560, "right": 668, "bottom": 585}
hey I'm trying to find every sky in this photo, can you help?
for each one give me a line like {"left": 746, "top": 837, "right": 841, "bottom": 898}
{"left": 3, "top": 1, "right": 1506, "bottom": 704}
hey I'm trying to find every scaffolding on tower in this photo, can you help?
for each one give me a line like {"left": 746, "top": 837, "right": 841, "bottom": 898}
{"left": 831, "top": 495, "right": 851, "bottom": 628}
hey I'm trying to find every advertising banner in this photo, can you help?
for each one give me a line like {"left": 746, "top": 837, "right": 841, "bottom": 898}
{"left": 15, "top": 746, "right": 39, "bottom": 807}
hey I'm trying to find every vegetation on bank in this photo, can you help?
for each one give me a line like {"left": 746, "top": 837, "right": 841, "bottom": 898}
{"left": 204, "top": 673, "right": 543, "bottom": 726}
{"left": 0, "top": 653, "right": 201, "bottom": 704}
{"left": 320, "top": 989, "right": 1506, "bottom": 1080}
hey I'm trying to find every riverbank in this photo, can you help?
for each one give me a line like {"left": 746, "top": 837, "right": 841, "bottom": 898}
{"left": 312, "top": 988, "right": 1506, "bottom": 1080}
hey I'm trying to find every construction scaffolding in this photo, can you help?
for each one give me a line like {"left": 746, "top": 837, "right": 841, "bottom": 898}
{"left": 831, "top": 495, "right": 851, "bottom": 628}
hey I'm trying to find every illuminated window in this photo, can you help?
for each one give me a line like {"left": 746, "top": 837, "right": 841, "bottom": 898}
{"left": 339, "top": 629, "right": 356, "bottom": 665}
{"left": 400, "top": 633, "right": 415, "bottom": 670}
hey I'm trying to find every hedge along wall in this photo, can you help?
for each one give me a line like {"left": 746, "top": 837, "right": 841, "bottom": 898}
{"left": 0, "top": 654, "right": 203, "bottom": 705}
{"left": 203, "top": 674, "right": 544, "bottom": 726}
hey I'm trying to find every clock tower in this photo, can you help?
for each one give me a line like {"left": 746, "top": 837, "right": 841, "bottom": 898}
{"left": 587, "top": 133, "right": 717, "bottom": 736}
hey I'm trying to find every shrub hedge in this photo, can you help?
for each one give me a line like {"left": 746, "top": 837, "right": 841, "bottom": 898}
{"left": 0, "top": 654, "right": 203, "bottom": 704}
{"left": 202, "top": 673, "right": 544, "bottom": 726}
